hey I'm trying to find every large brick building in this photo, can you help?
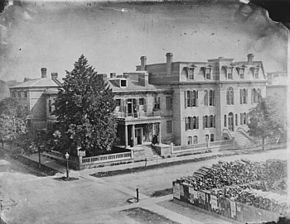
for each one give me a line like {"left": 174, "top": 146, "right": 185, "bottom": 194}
{"left": 9, "top": 53, "right": 267, "bottom": 149}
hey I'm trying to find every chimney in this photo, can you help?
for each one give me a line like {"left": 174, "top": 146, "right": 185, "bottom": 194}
{"left": 166, "top": 52, "right": 173, "bottom": 75}
{"left": 51, "top": 72, "right": 58, "bottom": 80}
{"left": 140, "top": 56, "right": 147, "bottom": 71}
{"left": 138, "top": 72, "right": 149, "bottom": 86}
{"left": 41, "top": 68, "right": 47, "bottom": 78}
{"left": 247, "top": 53, "right": 254, "bottom": 64}
{"left": 110, "top": 73, "right": 116, "bottom": 78}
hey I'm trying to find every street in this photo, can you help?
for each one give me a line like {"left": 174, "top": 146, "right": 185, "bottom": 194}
{"left": 0, "top": 148, "right": 288, "bottom": 224}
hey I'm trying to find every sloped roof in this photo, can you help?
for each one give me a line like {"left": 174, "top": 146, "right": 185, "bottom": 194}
{"left": 10, "top": 78, "right": 61, "bottom": 89}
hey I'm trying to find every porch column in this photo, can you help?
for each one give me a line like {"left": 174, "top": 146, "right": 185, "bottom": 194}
{"left": 125, "top": 124, "right": 128, "bottom": 147}
{"left": 131, "top": 124, "right": 135, "bottom": 146}
{"left": 158, "top": 122, "right": 162, "bottom": 144}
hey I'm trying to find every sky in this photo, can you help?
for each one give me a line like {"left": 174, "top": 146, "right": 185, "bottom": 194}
{"left": 0, "top": 0, "right": 288, "bottom": 81}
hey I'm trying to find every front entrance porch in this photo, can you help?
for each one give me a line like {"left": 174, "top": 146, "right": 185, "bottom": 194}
{"left": 117, "top": 122, "right": 161, "bottom": 148}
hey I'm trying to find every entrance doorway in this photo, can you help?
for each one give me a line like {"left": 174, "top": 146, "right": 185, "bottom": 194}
{"left": 135, "top": 128, "right": 143, "bottom": 145}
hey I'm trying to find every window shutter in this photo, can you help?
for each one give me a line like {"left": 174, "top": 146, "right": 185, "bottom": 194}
{"left": 144, "top": 98, "right": 147, "bottom": 112}
{"left": 196, "top": 90, "right": 198, "bottom": 106}
{"left": 214, "top": 115, "right": 216, "bottom": 128}
{"left": 197, "top": 116, "right": 199, "bottom": 129}
{"left": 203, "top": 116, "right": 206, "bottom": 129}
{"left": 240, "top": 113, "right": 243, "bottom": 125}
{"left": 240, "top": 89, "right": 242, "bottom": 104}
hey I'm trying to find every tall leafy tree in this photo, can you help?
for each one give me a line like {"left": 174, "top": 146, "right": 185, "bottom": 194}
{"left": 53, "top": 55, "right": 117, "bottom": 156}
{"left": 0, "top": 97, "right": 28, "bottom": 148}
{"left": 248, "top": 96, "right": 286, "bottom": 150}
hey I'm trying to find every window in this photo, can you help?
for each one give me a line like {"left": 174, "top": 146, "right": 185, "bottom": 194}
{"left": 205, "top": 68, "right": 211, "bottom": 80}
{"left": 166, "top": 120, "right": 172, "bottom": 133}
{"left": 254, "top": 68, "right": 259, "bottom": 79}
{"left": 139, "top": 98, "right": 145, "bottom": 105}
{"left": 205, "top": 134, "right": 209, "bottom": 143}
{"left": 235, "top": 114, "right": 238, "bottom": 126}
{"left": 209, "top": 90, "right": 215, "bottom": 106}
{"left": 228, "top": 112, "right": 234, "bottom": 131}
{"left": 154, "top": 96, "right": 160, "bottom": 110}
{"left": 185, "top": 90, "right": 198, "bottom": 107}
{"left": 209, "top": 115, "right": 215, "bottom": 128}
{"left": 24, "top": 91, "right": 28, "bottom": 98}
{"left": 240, "top": 89, "right": 247, "bottom": 104}
{"left": 239, "top": 68, "right": 245, "bottom": 79}
{"left": 166, "top": 96, "right": 172, "bottom": 110}
{"left": 252, "top": 88, "right": 261, "bottom": 103}
{"left": 185, "top": 117, "right": 189, "bottom": 131}
{"left": 191, "top": 90, "right": 198, "bottom": 107}
{"left": 210, "top": 134, "right": 214, "bottom": 142}
{"left": 188, "top": 68, "right": 194, "bottom": 80}
{"left": 120, "top": 80, "right": 127, "bottom": 87}
{"left": 204, "top": 90, "right": 208, "bottom": 106}
{"left": 187, "top": 91, "right": 191, "bottom": 107}
{"left": 226, "top": 87, "right": 234, "bottom": 105}
{"left": 188, "top": 136, "right": 192, "bottom": 145}
{"left": 243, "top": 112, "right": 247, "bottom": 124}
{"left": 116, "top": 99, "right": 121, "bottom": 106}
{"left": 240, "top": 113, "right": 247, "bottom": 125}
{"left": 18, "top": 92, "right": 21, "bottom": 98}
{"left": 193, "top": 136, "right": 198, "bottom": 144}
{"left": 11, "top": 91, "right": 16, "bottom": 98}
{"left": 193, "top": 116, "right": 199, "bottom": 129}
{"left": 224, "top": 115, "right": 227, "bottom": 127}
{"left": 203, "top": 115, "right": 208, "bottom": 128}
{"left": 48, "top": 100, "right": 52, "bottom": 113}
{"left": 189, "top": 117, "right": 193, "bottom": 130}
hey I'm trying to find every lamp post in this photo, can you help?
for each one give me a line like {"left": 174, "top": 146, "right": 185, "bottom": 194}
{"left": 65, "top": 152, "right": 69, "bottom": 179}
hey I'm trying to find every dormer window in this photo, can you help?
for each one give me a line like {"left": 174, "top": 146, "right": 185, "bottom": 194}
{"left": 254, "top": 67, "right": 259, "bottom": 79}
{"left": 227, "top": 67, "right": 233, "bottom": 79}
{"left": 205, "top": 67, "right": 211, "bottom": 80}
{"left": 120, "top": 79, "right": 127, "bottom": 87}
{"left": 238, "top": 67, "right": 245, "bottom": 79}
{"left": 183, "top": 67, "right": 195, "bottom": 80}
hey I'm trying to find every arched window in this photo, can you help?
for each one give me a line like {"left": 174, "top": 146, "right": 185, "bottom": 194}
{"left": 209, "top": 115, "right": 215, "bottom": 128}
{"left": 254, "top": 68, "right": 259, "bottom": 79}
{"left": 205, "top": 68, "right": 211, "bottom": 80}
{"left": 193, "top": 136, "right": 198, "bottom": 144}
{"left": 188, "top": 68, "right": 195, "bottom": 80}
{"left": 188, "top": 136, "right": 192, "bottom": 145}
{"left": 203, "top": 115, "right": 208, "bottom": 128}
{"left": 224, "top": 115, "right": 227, "bottom": 127}
{"left": 209, "top": 90, "right": 215, "bottom": 106}
{"left": 252, "top": 88, "right": 261, "bottom": 103}
{"left": 237, "top": 67, "right": 245, "bottom": 79}
{"left": 240, "top": 89, "right": 247, "bottom": 104}
{"left": 192, "top": 90, "right": 198, "bottom": 107}
{"left": 193, "top": 116, "right": 197, "bottom": 129}
{"left": 226, "top": 87, "right": 234, "bottom": 105}
{"left": 185, "top": 117, "right": 189, "bottom": 130}
{"left": 228, "top": 112, "right": 234, "bottom": 131}
{"left": 204, "top": 90, "right": 208, "bottom": 106}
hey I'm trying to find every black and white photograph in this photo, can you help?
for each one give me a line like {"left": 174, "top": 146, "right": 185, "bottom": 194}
{"left": 0, "top": 0, "right": 289, "bottom": 223}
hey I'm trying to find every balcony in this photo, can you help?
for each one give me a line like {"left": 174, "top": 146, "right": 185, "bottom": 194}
{"left": 115, "top": 110, "right": 162, "bottom": 124}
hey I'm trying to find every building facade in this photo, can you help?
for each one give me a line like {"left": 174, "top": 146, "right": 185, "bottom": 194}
{"left": 9, "top": 53, "right": 267, "bottom": 149}
{"left": 9, "top": 68, "right": 60, "bottom": 130}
